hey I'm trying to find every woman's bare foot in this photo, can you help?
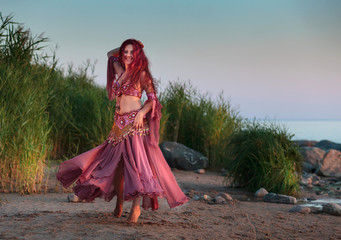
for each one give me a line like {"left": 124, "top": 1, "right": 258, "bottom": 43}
{"left": 127, "top": 205, "right": 141, "bottom": 223}
{"left": 114, "top": 200, "right": 123, "bottom": 218}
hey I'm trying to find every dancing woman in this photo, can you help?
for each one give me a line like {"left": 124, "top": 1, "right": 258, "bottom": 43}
{"left": 56, "top": 39, "right": 189, "bottom": 223}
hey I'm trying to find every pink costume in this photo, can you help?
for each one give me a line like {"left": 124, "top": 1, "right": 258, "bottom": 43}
{"left": 56, "top": 56, "right": 189, "bottom": 210}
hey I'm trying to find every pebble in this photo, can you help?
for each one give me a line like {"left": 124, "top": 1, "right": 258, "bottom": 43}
{"left": 322, "top": 203, "right": 341, "bottom": 216}
{"left": 67, "top": 193, "right": 82, "bottom": 203}
{"left": 192, "top": 195, "right": 200, "bottom": 201}
{"left": 220, "top": 169, "right": 228, "bottom": 176}
{"left": 217, "top": 192, "right": 233, "bottom": 201}
{"left": 194, "top": 169, "right": 205, "bottom": 174}
{"left": 255, "top": 188, "right": 268, "bottom": 197}
{"left": 289, "top": 205, "right": 311, "bottom": 214}
{"left": 213, "top": 196, "right": 226, "bottom": 204}
{"left": 201, "top": 195, "right": 211, "bottom": 201}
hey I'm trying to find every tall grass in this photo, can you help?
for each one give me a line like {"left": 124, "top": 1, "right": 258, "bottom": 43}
{"left": 47, "top": 64, "right": 116, "bottom": 159}
{"left": 224, "top": 120, "right": 303, "bottom": 196}
{"left": 0, "top": 13, "right": 51, "bottom": 193}
{"left": 0, "top": 13, "right": 115, "bottom": 193}
{"left": 159, "top": 81, "right": 243, "bottom": 168}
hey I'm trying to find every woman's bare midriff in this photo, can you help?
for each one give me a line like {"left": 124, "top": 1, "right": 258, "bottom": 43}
{"left": 116, "top": 95, "right": 142, "bottom": 114}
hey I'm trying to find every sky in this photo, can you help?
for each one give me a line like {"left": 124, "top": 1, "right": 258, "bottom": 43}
{"left": 2, "top": 0, "right": 341, "bottom": 120}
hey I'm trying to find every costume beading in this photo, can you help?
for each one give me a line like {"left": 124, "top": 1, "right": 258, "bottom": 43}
{"left": 56, "top": 56, "right": 189, "bottom": 210}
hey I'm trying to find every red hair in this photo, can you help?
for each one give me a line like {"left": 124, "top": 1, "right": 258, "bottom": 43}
{"left": 118, "top": 39, "right": 155, "bottom": 92}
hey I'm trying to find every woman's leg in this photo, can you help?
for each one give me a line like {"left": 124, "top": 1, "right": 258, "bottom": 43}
{"left": 127, "top": 196, "right": 141, "bottom": 223}
{"left": 113, "top": 159, "right": 124, "bottom": 218}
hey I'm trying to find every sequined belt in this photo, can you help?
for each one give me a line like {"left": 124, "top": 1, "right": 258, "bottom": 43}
{"left": 106, "top": 109, "right": 149, "bottom": 146}
{"left": 114, "top": 109, "right": 147, "bottom": 129}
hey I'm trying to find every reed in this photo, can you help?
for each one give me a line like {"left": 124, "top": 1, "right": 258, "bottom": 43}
{"left": 159, "top": 80, "right": 243, "bottom": 168}
{"left": 224, "top": 120, "right": 303, "bottom": 196}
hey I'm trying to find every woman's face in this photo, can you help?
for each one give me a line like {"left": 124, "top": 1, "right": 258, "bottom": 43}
{"left": 123, "top": 44, "right": 134, "bottom": 66}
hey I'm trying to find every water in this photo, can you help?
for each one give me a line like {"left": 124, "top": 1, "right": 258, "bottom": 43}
{"left": 268, "top": 120, "right": 341, "bottom": 144}
{"left": 301, "top": 199, "right": 341, "bottom": 210}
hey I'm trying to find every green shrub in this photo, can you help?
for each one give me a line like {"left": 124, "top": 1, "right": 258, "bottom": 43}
{"left": 224, "top": 120, "right": 303, "bottom": 196}
{"left": 160, "top": 80, "right": 243, "bottom": 168}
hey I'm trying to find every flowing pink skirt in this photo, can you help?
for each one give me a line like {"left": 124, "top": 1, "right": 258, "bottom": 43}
{"left": 56, "top": 109, "right": 189, "bottom": 210}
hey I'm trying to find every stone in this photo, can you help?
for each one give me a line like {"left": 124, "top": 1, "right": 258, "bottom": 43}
{"left": 322, "top": 203, "right": 341, "bottom": 216}
{"left": 192, "top": 195, "right": 200, "bottom": 201}
{"left": 218, "top": 192, "right": 233, "bottom": 201}
{"left": 316, "top": 149, "right": 341, "bottom": 177}
{"left": 67, "top": 193, "right": 83, "bottom": 203}
{"left": 201, "top": 195, "right": 211, "bottom": 201}
{"left": 194, "top": 169, "right": 205, "bottom": 174}
{"left": 255, "top": 188, "right": 269, "bottom": 197}
{"left": 300, "top": 147, "right": 325, "bottom": 172}
{"left": 289, "top": 205, "right": 311, "bottom": 214}
{"left": 213, "top": 196, "right": 226, "bottom": 204}
{"left": 160, "top": 142, "right": 208, "bottom": 170}
{"left": 263, "top": 193, "right": 297, "bottom": 204}
{"left": 220, "top": 168, "right": 228, "bottom": 176}
{"left": 315, "top": 140, "right": 341, "bottom": 152}
{"left": 300, "top": 176, "right": 313, "bottom": 186}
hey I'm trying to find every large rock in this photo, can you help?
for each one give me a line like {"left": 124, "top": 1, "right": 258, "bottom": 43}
{"left": 255, "top": 188, "right": 268, "bottom": 197}
{"left": 263, "top": 193, "right": 297, "bottom": 204}
{"left": 160, "top": 142, "right": 208, "bottom": 170}
{"left": 322, "top": 203, "right": 341, "bottom": 216}
{"left": 316, "top": 149, "right": 341, "bottom": 177}
{"left": 300, "top": 147, "right": 325, "bottom": 172}
{"left": 314, "top": 140, "right": 341, "bottom": 151}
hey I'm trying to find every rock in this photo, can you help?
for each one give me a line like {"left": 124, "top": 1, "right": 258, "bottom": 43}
{"left": 185, "top": 189, "right": 195, "bottom": 198}
{"left": 194, "top": 169, "right": 205, "bottom": 174}
{"left": 322, "top": 203, "right": 341, "bottom": 216}
{"left": 201, "top": 195, "right": 211, "bottom": 201}
{"left": 213, "top": 196, "right": 226, "bottom": 204}
{"left": 315, "top": 140, "right": 341, "bottom": 151}
{"left": 263, "top": 193, "right": 297, "bottom": 204}
{"left": 160, "top": 142, "right": 208, "bottom": 170}
{"left": 220, "top": 168, "right": 228, "bottom": 176}
{"left": 218, "top": 192, "right": 233, "bottom": 201}
{"left": 300, "top": 176, "right": 313, "bottom": 186}
{"left": 294, "top": 140, "right": 318, "bottom": 148}
{"left": 316, "top": 149, "right": 341, "bottom": 177}
{"left": 255, "top": 188, "right": 269, "bottom": 197}
{"left": 67, "top": 193, "right": 83, "bottom": 203}
{"left": 192, "top": 195, "right": 200, "bottom": 201}
{"left": 300, "top": 147, "right": 325, "bottom": 172}
{"left": 289, "top": 205, "right": 311, "bottom": 214}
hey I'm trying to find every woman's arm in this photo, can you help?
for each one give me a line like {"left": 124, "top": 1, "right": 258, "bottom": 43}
{"left": 133, "top": 71, "right": 155, "bottom": 129}
{"left": 107, "top": 47, "right": 120, "bottom": 58}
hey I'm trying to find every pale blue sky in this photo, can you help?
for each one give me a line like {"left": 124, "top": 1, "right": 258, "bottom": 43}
{"left": 2, "top": 0, "right": 341, "bottom": 119}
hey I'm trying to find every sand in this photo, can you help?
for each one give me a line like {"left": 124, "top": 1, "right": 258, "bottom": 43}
{"left": 0, "top": 166, "right": 340, "bottom": 240}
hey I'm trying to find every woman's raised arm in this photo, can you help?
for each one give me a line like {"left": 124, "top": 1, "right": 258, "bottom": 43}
{"left": 107, "top": 47, "right": 120, "bottom": 58}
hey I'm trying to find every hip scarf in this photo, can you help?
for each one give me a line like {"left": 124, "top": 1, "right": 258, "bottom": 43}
{"left": 106, "top": 109, "right": 149, "bottom": 146}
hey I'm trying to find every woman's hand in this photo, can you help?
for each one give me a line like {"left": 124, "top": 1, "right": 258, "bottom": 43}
{"left": 133, "top": 111, "right": 145, "bottom": 129}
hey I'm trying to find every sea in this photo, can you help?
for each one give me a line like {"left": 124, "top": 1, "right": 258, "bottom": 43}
{"left": 261, "top": 120, "right": 341, "bottom": 144}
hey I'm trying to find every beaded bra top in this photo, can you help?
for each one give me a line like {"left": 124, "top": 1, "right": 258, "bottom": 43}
{"left": 112, "top": 72, "right": 142, "bottom": 99}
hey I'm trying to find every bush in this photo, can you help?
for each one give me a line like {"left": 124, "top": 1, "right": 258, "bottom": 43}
{"left": 159, "top": 80, "right": 243, "bottom": 168}
{"left": 224, "top": 120, "right": 303, "bottom": 196}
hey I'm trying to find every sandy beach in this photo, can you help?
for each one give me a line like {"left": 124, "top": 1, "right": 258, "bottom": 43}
{"left": 0, "top": 165, "right": 340, "bottom": 240}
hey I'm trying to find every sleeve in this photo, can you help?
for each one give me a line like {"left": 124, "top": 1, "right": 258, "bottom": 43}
{"left": 106, "top": 56, "right": 119, "bottom": 101}
{"left": 141, "top": 72, "right": 163, "bottom": 146}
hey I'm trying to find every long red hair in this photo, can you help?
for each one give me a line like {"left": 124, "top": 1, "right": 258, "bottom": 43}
{"left": 118, "top": 39, "right": 155, "bottom": 91}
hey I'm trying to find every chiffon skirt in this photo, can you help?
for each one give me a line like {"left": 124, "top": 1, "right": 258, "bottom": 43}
{"left": 56, "top": 109, "right": 189, "bottom": 210}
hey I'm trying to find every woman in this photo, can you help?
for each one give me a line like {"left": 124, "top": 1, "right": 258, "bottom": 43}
{"left": 56, "top": 39, "right": 189, "bottom": 223}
